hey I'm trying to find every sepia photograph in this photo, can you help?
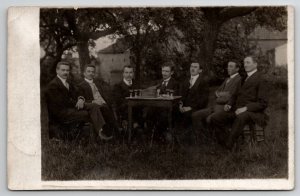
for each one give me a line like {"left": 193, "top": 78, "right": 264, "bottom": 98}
{"left": 7, "top": 5, "right": 294, "bottom": 190}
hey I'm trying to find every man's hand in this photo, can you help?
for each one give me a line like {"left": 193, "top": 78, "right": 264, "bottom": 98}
{"left": 76, "top": 99, "right": 85, "bottom": 110}
{"left": 179, "top": 101, "right": 184, "bottom": 112}
{"left": 235, "top": 107, "right": 247, "bottom": 115}
{"left": 183, "top": 107, "right": 192, "bottom": 112}
{"left": 180, "top": 106, "right": 192, "bottom": 113}
{"left": 92, "top": 99, "right": 105, "bottom": 106}
{"left": 224, "top": 104, "right": 232, "bottom": 112}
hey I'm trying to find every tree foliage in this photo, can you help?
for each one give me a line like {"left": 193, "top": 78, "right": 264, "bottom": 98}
{"left": 40, "top": 7, "right": 287, "bottom": 86}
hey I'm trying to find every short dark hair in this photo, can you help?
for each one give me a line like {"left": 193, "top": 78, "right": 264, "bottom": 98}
{"left": 123, "top": 65, "right": 134, "bottom": 72}
{"left": 228, "top": 61, "right": 240, "bottom": 69}
{"left": 245, "top": 55, "right": 258, "bottom": 64}
{"left": 84, "top": 64, "right": 96, "bottom": 71}
{"left": 56, "top": 61, "right": 71, "bottom": 69}
{"left": 162, "top": 62, "right": 175, "bottom": 71}
{"left": 191, "top": 62, "right": 203, "bottom": 69}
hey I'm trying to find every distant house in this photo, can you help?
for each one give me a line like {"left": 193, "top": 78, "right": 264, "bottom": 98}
{"left": 97, "top": 39, "right": 131, "bottom": 85}
{"left": 248, "top": 26, "right": 287, "bottom": 67}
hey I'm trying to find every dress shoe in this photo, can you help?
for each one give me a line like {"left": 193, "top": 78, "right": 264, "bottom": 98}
{"left": 98, "top": 128, "right": 113, "bottom": 141}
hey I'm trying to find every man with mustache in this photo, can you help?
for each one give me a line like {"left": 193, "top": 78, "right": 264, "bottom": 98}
{"left": 78, "top": 64, "right": 119, "bottom": 140}
{"left": 46, "top": 61, "right": 113, "bottom": 141}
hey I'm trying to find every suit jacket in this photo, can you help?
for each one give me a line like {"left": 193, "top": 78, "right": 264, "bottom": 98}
{"left": 229, "top": 71, "right": 268, "bottom": 126}
{"left": 113, "top": 80, "right": 137, "bottom": 114}
{"left": 156, "top": 77, "right": 179, "bottom": 95}
{"left": 77, "top": 79, "right": 112, "bottom": 107}
{"left": 180, "top": 74, "right": 209, "bottom": 111}
{"left": 45, "top": 76, "right": 81, "bottom": 123}
{"left": 215, "top": 74, "right": 242, "bottom": 105}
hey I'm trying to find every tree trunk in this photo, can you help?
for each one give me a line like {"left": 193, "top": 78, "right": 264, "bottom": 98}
{"left": 134, "top": 48, "right": 141, "bottom": 88}
{"left": 199, "top": 20, "right": 221, "bottom": 76}
{"left": 77, "top": 40, "right": 91, "bottom": 75}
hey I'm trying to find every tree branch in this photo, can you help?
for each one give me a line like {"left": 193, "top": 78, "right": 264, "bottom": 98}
{"left": 89, "top": 28, "right": 116, "bottom": 40}
{"left": 219, "top": 7, "right": 257, "bottom": 23}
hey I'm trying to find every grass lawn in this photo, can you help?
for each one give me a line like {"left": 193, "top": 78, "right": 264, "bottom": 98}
{"left": 41, "top": 84, "right": 288, "bottom": 180}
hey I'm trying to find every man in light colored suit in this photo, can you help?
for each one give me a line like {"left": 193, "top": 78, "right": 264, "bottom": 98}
{"left": 78, "top": 64, "right": 119, "bottom": 139}
{"left": 191, "top": 61, "right": 241, "bottom": 138}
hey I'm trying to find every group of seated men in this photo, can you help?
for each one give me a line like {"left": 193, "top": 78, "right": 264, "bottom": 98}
{"left": 46, "top": 55, "right": 268, "bottom": 149}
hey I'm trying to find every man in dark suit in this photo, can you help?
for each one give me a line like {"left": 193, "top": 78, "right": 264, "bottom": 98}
{"left": 46, "top": 61, "right": 112, "bottom": 141}
{"left": 177, "top": 62, "right": 209, "bottom": 130}
{"left": 191, "top": 61, "right": 241, "bottom": 137}
{"left": 78, "top": 64, "right": 119, "bottom": 137}
{"left": 156, "top": 62, "right": 179, "bottom": 96}
{"left": 113, "top": 65, "right": 142, "bottom": 128}
{"left": 210, "top": 56, "right": 268, "bottom": 149}
{"left": 147, "top": 62, "right": 179, "bottom": 140}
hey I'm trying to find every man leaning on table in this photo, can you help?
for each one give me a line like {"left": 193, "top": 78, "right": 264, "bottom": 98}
{"left": 113, "top": 65, "right": 143, "bottom": 130}
{"left": 147, "top": 62, "right": 179, "bottom": 142}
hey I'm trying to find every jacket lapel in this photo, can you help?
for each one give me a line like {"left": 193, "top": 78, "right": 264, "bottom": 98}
{"left": 83, "top": 80, "right": 94, "bottom": 99}
{"left": 190, "top": 75, "right": 201, "bottom": 90}
{"left": 243, "top": 71, "right": 258, "bottom": 86}
{"left": 55, "top": 77, "right": 69, "bottom": 92}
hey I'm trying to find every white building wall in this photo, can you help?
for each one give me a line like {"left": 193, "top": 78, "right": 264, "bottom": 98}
{"left": 97, "top": 51, "right": 130, "bottom": 84}
{"left": 275, "top": 43, "right": 287, "bottom": 67}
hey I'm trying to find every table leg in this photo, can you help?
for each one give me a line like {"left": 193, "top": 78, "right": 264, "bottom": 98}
{"left": 168, "top": 105, "right": 174, "bottom": 149}
{"left": 128, "top": 104, "right": 133, "bottom": 143}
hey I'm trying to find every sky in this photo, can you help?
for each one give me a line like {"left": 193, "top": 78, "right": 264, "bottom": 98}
{"left": 40, "top": 34, "right": 117, "bottom": 59}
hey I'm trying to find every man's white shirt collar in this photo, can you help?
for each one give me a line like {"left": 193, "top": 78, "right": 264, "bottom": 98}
{"left": 191, "top": 74, "right": 199, "bottom": 82}
{"left": 123, "top": 78, "right": 132, "bottom": 86}
{"left": 230, "top": 73, "right": 239, "bottom": 79}
{"left": 162, "top": 77, "right": 171, "bottom": 85}
{"left": 190, "top": 74, "right": 199, "bottom": 87}
{"left": 247, "top": 69, "right": 257, "bottom": 78}
{"left": 163, "top": 77, "right": 171, "bottom": 82}
{"left": 85, "top": 78, "right": 94, "bottom": 83}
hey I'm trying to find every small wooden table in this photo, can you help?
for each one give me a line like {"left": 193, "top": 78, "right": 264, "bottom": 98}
{"left": 126, "top": 96, "right": 182, "bottom": 143}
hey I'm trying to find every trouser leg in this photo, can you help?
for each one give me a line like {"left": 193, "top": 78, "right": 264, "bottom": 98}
{"left": 210, "top": 111, "right": 235, "bottom": 145}
{"left": 226, "top": 112, "right": 252, "bottom": 147}
{"left": 191, "top": 108, "right": 212, "bottom": 133}
{"left": 84, "top": 103, "right": 106, "bottom": 132}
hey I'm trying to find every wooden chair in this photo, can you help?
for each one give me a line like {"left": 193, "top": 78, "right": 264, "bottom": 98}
{"left": 235, "top": 122, "right": 266, "bottom": 150}
{"left": 242, "top": 122, "right": 266, "bottom": 143}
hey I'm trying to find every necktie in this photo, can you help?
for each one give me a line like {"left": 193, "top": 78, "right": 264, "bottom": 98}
{"left": 162, "top": 81, "right": 167, "bottom": 87}
{"left": 128, "top": 80, "right": 132, "bottom": 86}
{"left": 64, "top": 81, "right": 69, "bottom": 90}
{"left": 91, "top": 82, "right": 106, "bottom": 104}
{"left": 189, "top": 77, "right": 193, "bottom": 88}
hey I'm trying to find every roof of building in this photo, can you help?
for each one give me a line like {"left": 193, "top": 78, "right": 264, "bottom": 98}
{"left": 248, "top": 26, "right": 287, "bottom": 40}
{"left": 98, "top": 38, "right": 130, "bottom": 54}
